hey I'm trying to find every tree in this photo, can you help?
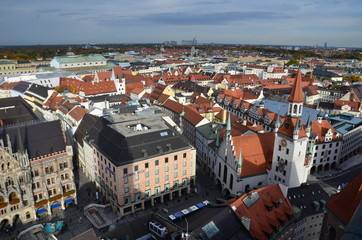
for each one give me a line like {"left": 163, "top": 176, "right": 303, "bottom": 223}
{"left": 343, "top": 75, "right": 362, "bottom": 83}
{"left": 285, "top": 58, "right": 300, "bottom": 66}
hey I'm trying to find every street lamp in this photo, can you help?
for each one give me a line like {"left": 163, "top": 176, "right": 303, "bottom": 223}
{"left": 185, "top": 217, "right": 188, "bottom": 240}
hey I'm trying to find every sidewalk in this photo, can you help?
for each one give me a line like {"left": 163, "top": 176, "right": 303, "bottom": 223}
{"left": 314, "top": 154, "right": 362, "bottom": 180}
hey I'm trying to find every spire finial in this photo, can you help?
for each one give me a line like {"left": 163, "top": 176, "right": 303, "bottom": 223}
{"left": 226, "top": 112, "right": 231, "bottom": 137}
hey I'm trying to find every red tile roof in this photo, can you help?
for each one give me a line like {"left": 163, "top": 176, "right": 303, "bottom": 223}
{"left": 60, "top": 78, "right": 117, "bottom": 96}
{"left": 223, "top": 74, "right": 259, "bottom": 85}
{"left": 220, "top": 89, "right": 258, "bottom": 100}
{"left": 327, "top": 172, "right": 362, "bottom": 224}
{"left": 68, "top": 106, "right": 87, "bottom": 122}
{"left": 288, "top": 70, "right": 304, "bottom": 103}
{"left": 311, "top": 120, "right": 340, "bottom": 143}
{"left": 334, "top": 100, "right": 360, "bottom": 112}
{"left": 229, "top": 184, "right": 294, "bottom": 240}
{"left": 278, "top": 117, "right": 306, "bottom": 139}
{"left": 95, "top": 71, "right": 111, "bottom": 81}
{"left": 232, "top": 132, "right": 275, "bottom": 177}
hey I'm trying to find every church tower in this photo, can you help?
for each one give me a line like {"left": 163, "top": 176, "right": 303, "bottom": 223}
{"left": 268, "top": 70, "right": 310, "bottom": 188}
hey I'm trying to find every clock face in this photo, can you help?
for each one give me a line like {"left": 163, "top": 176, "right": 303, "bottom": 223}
{"left": 278, "top": 158, "right": 286, "bottom": 171}
{"left": 281, "top": 139, "right": 287, "bottom": 147}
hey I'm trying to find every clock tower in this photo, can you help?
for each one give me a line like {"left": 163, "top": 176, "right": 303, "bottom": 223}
{"left": 268, "top": 70, "right": 310, "bottom": 188}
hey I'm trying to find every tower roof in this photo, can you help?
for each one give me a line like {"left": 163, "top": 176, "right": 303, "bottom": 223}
{"left": 288, "top": 70, "right": 304, "bottom": 103}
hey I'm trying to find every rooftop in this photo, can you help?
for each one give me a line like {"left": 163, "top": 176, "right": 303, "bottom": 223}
{"left": 287, "top": 183, "right": 329, "bottom": 219}
{"left": 76, "top": 113, "right": 192, "bottom": 166}
{"left": 54, "top": 54, "right": 106, "bottom": 64}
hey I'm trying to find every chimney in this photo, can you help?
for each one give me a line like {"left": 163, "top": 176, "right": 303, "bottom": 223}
{"left": 166, "top": 144, "right": 172, "bottom": 151}
{"left": 141, "top": 149, "right": 148, "bottom": 158}
{"left": 157, "top": 146, "right": 163, "bottom": 154}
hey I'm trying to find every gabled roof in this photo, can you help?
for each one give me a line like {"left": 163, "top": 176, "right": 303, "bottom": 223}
{"left": 95, "top": 71, "right": 111, "bottom": 81}
{"left": 229, "top": 184, "right": 294, "bottom": 240}
{"left": 232, "top": 132, "right": 275, "bottom": 177}
{"left": 311, "top": 120, "right": 340, "bottom": 142}
{"left": 68, "top": 106, "right": 88, "bottom": 122}
{"left": 288, "top": 70, "right": 304, "bottom": 103}
{"left": 222, "top": 74, "right": 259, "bottom": 85}
{"left": 327, "top": 172, "right": 362, "bottom": 224}
{"left": 334, "top": 100, "right": 360, "bottom": 112}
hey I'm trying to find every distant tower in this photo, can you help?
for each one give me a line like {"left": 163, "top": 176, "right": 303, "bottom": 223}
{"left": 324, "top": 42, "right": 327, "bottom": 49}
{"left": 66, "top": 47, "right": 75, "bottom": 56}
{"left": 192, "top": 36, "right": 197, "bottom": 46}
{"left": 191, "top": 46, "right": 196, "bottom": 57}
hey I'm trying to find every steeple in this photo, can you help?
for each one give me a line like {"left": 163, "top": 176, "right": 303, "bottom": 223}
{"left": 237, "top": 150, "right": 242, "bottom": 175}
{"left": 288, "top": 70, "right": 304, "bottom": 103}
{"left": 226, "top": 112, "right": 231, "bottom": 137}
{"left": 215, "top": 131, "right": 220, "bottom": 148}
{"left": 274, "top": 112, "right": 282, "bottom": 131}
{"left": 287, "top": 70, "right": 304, "bottom": 118}
{"left": 305, "top": 114, "right": 312, "bottom": 137}
{"left": 293, "top": 118, "right": 302, "bottom": 140}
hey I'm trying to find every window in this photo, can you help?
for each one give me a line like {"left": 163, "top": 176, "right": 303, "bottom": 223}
{"left": 135, "top": 192, "right": 141, "bottom": 200}
{"left": 124, "top": 187, "right": 129, "bottom": 193}
{"left": 165, "top": 166, "right": 169, "bottom": 172}
{"left": 134, "top": 174, "right": 139, "bottom": 181}
{"left": 123, "top": 168, "right": 128, "bottom": 174}
{"left": 155, "top": 169, "right": 159, "bottom": 175}
{"left": 183, "top": 153, "right": 187, "bottom": 158}
{"left": 165, "top": 175, "right": 169, "bottom": 181}
{"left": 174, "top": 164, "right": 178, "bottom": 170}
{"left": 286, "top": 148, "right": 289, "bottom": 155}
{"left": 174, "top": 172, "right": 178, "bottom": 178}
{"left": 165, "top": 157, "right": 169, "bottom": 163}
{"left": 124, "top": 196, "right": 131, "bottom": 204}
{"left": 183, "top": 170, "right": 187, "bottom": 175}
{"left": 155, "top": 178, "right": 159, "bottom": 184}
{"left": 155, "top": 160, "right": 159, "bottom": 166}
{"left": 279, "top": 145, "right": 281, "bottom": 151}
{"left": 134, "top": 184, "right": 139, "bottom": 189}
{"left": 174, "top": 155, "right": 178, "bottom": 161}
{"left": 134, "top": 165, "right": 138, "bottom": 171}
{"left": 145, "top": 163, "right": 149, "bottom": 168}
{"left": 173, "top": 181, "right": 179, "bottom": 188}
{"left": 164, "top": 183, "right": 170, "bottom": 191}
{"left": 145, "top": 189, "right": 152, "bottom": 197}
{"left": 155, "top": 186, "right": 161, "bottom": 194}
{"left": 124, "top": 177, "right": 128, "bottom": 184}
{"left": 182, "top": 178, "right": 188, "bottom": 185}
{"left": 145, "top": 172, "right": 149, "bottom": 178}
{"left": 183, "top": 161, "right": 187, "bottom": 167}
{"left": 145, "top": 181, "right": 149, "bottom": 187}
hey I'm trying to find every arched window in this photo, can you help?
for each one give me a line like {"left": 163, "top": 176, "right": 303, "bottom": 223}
{"left": 229, "top": 174, "right": 234, "bottom": 190}
{"left": 26, "top": 212, "right": 31, "bottom": 219}
{"left": 223, "top": 165, "right": 227, "bottom": 183}
{"left": 218, "top": 163, "right": 221, "bottom": 177}
{"left": 299, "top": 105, "right": 302, "bottom": 114}
{"left": 293, "top": 105, "right": 297, "bottom": 114}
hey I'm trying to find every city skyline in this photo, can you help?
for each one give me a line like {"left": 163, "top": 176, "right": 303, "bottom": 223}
{"left": 1, "top": 0, "right": 362, "bottom": 47}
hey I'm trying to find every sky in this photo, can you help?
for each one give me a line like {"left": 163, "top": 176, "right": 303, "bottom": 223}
{"left": 0, "top": 0, "right": 361, "bottom": 47}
